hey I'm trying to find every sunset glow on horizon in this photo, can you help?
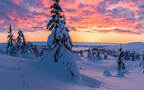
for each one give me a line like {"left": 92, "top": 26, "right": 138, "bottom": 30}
{"left": 0, "top": 0, "right": 144, "bottom": 43}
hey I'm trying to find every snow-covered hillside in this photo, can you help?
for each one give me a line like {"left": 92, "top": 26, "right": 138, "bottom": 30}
{"left": 0, "top": 54, "right": 101, "bottom": 90}
{"left": 0, "top": 51, "right": 144, "bottom": 90}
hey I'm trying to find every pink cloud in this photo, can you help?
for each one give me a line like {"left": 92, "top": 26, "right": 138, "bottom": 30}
{"left": 0, "top": 0, "right": 144, "bottom": 36}
{"left": 12, "top": 0, "right": 23, "bottom": 5}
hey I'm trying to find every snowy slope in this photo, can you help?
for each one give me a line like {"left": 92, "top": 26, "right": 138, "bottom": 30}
{"left": 0, "top": 54, "right": 102, "bottom": 90}
{"left": 1, "top": 41, "right": 144, "bottom": 90}
{"left": 0, "top": 53, "right": 144, "bottom": 90}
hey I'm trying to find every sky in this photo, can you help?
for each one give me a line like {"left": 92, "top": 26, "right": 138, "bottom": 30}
{"left": 0, "top": 0, "right": 144, "bottom": 43}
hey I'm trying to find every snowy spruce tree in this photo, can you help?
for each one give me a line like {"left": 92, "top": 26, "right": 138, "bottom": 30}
{"left": 6, "top": 25, "right": 15, "bottom": 55}
{"left": 140, "top": 52, "right": 144, "bottom": 73}
{"left": 15, "top": 30, "right": 38, "bottom": 59}
{"left": 104, "top": 54, "right": 108, "bottom": 59}
{"left": 87, "top": 49, "right": 95, "bottom": 61}
{"left": 16, "top": 30, "right": 26, "bottom": 49}
{"left": 46, "top": 0, "right": 79, "bottom": 78}
{"left": 96, "top": 51, "right": 101, "bottom": 60}
{"left": 117, "top": 46, "right": 125, "bottom": 77}
{"left": 15, "top": 30, "right": 27, "bottom": 55}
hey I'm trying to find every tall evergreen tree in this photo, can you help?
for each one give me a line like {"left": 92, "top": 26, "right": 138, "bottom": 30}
{"left": 117, "top": 45, "right": 125, "bottom": 77}
{"left": 46, "top": 0, "right": 79, "bottom": 78}
{"left": 6, "top": 25, "right": 15, "bottom": 54}
{"left": 47, "top": 0, "right": 72, "bottom": 62}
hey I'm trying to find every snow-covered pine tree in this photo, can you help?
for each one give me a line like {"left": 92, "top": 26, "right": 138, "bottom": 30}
{"left": 87, "top": 49, "right": 91, "bottom": 58}
{"left": 15, "top": 30, "right": 37, "bottom": 59}
{"left": 0, "top": 49, "right": 3, "bottom": 54}
{"left": 87, "top": 49, "right": 94, "bottom": 60}
{"left": 104, "top": 54, "right": 108, "bottom": 59}
{"left": 96, "top": 51, "right": 101, "bottom": 60}
{"left": 15, "top": 30, "right": 27, "bottom": 56}
{"left": 46, "top": 0, "right": 79, "bottom": 78}
{"left": 117, "top": 46, "right": 125, "bottom": 77}
{"left": 132, "top": 50, "right": 135, "bottom": 61}
{"left": 6, "top": 25, "right": 15, "bottom": 55}
{"left": 124, "top": 51, "right": 129, "bottom": 60}
{"left": 47, "top": 0, "right": 72, "bottom": 61}
{"left": 140, "top": 52, "right": 144, "bottom": 73}
{"left": 80, "top": 50, "right": 83, "bottom": 57}
{"left": 16, "top": 30, "right": 26, "bottom": 50}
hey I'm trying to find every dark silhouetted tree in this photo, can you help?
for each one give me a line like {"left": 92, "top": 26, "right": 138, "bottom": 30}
{"left": 117, "top": 45, "right": 125, "bottom": 77}
{"left": 16, "top": 30, "right": 26, "bottom": 50}
{"left": 6, "top": 25, "right": 15, "bottom": 55}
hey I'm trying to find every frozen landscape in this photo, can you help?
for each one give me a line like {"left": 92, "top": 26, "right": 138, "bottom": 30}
{"left": 1, "top": 0, "right": 144, "bottom": 90}
{"left": 0, "top": 42, "right": 144, "bottom": 90}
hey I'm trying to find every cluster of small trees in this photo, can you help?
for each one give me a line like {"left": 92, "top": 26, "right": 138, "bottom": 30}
{"left": 6, "top": 25, "right": 39, "bottom": 59}
{"left": 6, "top": 25, "right": 26, "bottom": 55}
{"left": 119, "top": 50, "right": 140, "bottom": 61}
{"left": 87, "top": 49, "right": 103, "bottom": 61}
{"left": 116, "top": 46, "right": 144, "bottom": 76}
{"left": 75, "top": 46, "right": 144, "bottom": 76}
{"left": 107, "top": 49, "right": 142, "bottom": 62}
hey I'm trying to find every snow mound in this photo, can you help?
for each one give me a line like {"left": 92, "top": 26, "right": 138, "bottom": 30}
{"left": 103, "top": 70, "right": 112, "bottom": 77}
{"left": 79, "top": 75, "right": 101, "bottom": 88}
{"left": 41, "top": 47, "right": 80, "bottom": 80}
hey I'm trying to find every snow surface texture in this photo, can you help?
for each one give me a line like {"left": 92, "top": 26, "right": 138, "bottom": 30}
{"left": 0, "top": 54, "right": 101, "bottom": 90}
{"left": 1, "top": 53, "right": 144, "bottom": 90}
{"left": 41, "top": 46, "right": 80, "bottom": 79}
{"left": 0, "top": 42, "right": 144, "bottom": 90}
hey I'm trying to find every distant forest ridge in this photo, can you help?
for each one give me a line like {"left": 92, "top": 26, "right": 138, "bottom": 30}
{"left": 1, "top": 42, "right": 144, "bottom": 46}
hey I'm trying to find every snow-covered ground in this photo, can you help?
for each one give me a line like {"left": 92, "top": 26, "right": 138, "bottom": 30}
{"left": 0, "top": 42, "right": 144, "bottom": 90}
{"left": 0, "top": 54, "right": 102, "bottom": 90}
{"left": 76, "top": 56, "right": 144, "bottom": 90}
{"left": 0, "top": 54, "right": 144, "bottom": 90}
